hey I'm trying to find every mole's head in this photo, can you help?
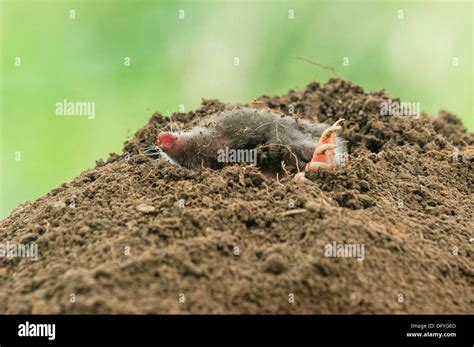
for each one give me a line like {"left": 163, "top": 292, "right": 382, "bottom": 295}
{"left": 157, "top": 132, "right": 187, "bottom": 156}
{"left": 157, "top": 127, "right": 225, "bottom": 169}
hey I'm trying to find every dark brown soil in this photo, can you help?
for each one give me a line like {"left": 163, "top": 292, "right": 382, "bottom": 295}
{"left": 1, "top": 78, "right": 472, "bottom": 314}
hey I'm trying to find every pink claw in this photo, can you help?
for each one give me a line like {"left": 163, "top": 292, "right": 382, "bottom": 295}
{"left": 294, "top": 119, "right": 344, "bottom": 182}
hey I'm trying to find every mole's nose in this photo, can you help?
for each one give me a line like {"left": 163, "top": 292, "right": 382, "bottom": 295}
{"left": 157, "top": 132, "right": 178, "bottom": 152}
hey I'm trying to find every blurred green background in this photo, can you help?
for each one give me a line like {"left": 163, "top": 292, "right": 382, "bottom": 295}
{"left": 1, "top": 0, "right": 472, "bottom": 219}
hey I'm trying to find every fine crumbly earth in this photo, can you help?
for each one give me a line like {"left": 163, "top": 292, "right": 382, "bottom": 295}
{"left": 1, "top": 78, "right": 473, "bottom": 314}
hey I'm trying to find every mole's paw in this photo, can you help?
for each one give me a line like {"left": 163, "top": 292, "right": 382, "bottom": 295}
{"left": 306, "top": 144, "right": 336, "bottom": 171}
{"left": 293, "top": 171, "right": 308, "bottom": 183}
{"left": 294, "top": 119, "right": 344, "bottom": 182}
{"left": 320, "top": 119, "right": 344, "bottom": 143}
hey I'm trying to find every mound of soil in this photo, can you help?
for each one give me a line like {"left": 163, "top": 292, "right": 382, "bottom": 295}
{"left": 1, "top": 78, "right": 472, "bottom": 313}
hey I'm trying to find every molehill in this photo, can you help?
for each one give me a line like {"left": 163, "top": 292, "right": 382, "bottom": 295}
{"left": 1, "top": 78, "right": 472, "bottom": 313}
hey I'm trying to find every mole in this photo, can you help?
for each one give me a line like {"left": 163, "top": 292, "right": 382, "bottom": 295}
{"left": 154, "top": 107, "right": 346, "bottom": 181}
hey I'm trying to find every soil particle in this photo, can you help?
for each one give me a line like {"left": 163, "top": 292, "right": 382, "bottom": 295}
{"left": 135, "top": 203, "right": 156, "bottom": 214}
{"left": 263, "top": 253, "right": 288, "bottom": 275}
{"left": 1, "top": 78, "right": 472, "bottom": 313}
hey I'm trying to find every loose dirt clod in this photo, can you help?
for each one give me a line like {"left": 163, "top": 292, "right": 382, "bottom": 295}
{"left": 0, "top": 78, "right": 472, "bottom": 314}
{"left": 135, "top": 204, "right": 156, "bottom": 214}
